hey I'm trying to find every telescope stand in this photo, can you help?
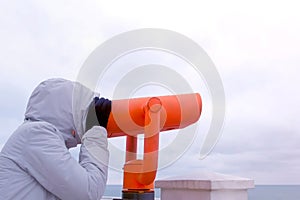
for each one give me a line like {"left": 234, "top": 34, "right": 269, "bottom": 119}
{"left": 117, "top": 97, "right": 162, "bottom": 200}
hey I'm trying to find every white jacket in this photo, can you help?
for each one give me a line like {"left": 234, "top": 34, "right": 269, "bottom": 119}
{"left": 0, "top": 78, "right": 109, "bottom": 200}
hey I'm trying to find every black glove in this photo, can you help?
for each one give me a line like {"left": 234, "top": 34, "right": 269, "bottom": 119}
{"left": 95, "top": 97, "right": 111, "bottom": 129}
{"left": 86, "top": 97, "right": 111, "bottom": 130}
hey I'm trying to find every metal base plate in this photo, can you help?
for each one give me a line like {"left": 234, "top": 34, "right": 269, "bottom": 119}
{"left": 121, "top": 191, "right": 154, "bottom": 200}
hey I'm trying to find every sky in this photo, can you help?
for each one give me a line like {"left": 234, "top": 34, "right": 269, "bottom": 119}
{"left": 0, "top": 0, "right": 300, "bottom": 185}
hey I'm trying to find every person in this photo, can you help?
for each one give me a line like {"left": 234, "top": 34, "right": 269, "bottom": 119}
{"left": 0, "top": 78, "right": 111, "bottom": 200}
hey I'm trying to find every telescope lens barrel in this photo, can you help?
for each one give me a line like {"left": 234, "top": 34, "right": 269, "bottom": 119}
{"left": 107, "top": 93, "right": 202, "bottom": 138}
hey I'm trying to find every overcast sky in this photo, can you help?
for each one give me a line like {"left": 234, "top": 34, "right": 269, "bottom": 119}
{"left": 1, "top": 0, "right": 300, "bottom": 185}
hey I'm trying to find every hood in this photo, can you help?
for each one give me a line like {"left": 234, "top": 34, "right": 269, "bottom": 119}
{"left": 25, "top": 78, "right": 96, "bottom": 148}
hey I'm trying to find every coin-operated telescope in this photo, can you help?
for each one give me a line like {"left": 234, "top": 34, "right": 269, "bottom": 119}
{"left": 106, "top": 93, "right": 202, "bottom": 200}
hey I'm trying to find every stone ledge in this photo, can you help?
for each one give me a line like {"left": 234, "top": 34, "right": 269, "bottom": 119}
{"left": 155, "top": 171, "right": 254, "bottom": 190}
{"left": 155, "top": 171, "right": 254, "bottom": 200}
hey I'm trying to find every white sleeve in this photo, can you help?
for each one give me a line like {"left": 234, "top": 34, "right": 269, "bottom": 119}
{"left": 79, "top": 126, "right": 109, "bottom": 199}
{"left": 24, "top": 123, "right": 109, "bottom": 200}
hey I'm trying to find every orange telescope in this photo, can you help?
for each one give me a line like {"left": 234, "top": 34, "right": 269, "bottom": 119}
{"left": 106, "top": 93, "right": 202, "bottom": 200}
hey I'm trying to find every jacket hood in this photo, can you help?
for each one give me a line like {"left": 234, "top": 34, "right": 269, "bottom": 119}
{"left": 25, "top": 78, "right": 96, "bottom": 148}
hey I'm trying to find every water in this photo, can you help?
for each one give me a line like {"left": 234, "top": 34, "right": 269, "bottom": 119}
{"left": 104, "top": 185, "right": 300, "bottom": 199}
{"left": 248, "top": 185, "right": 300, "bottom": 200}
{"left": 103, "top": 185, "right": 122, "bottom": 198}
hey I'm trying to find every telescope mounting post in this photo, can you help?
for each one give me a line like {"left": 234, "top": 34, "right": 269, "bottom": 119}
{"left": 121, "top": 97, "right": 162, "bottom": 200}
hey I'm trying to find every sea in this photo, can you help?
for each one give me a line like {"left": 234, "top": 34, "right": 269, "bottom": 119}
{"left": 103, "top": 185, "right": 300, "bottom": 199}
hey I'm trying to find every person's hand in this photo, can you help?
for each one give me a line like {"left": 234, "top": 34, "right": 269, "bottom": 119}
{"left": 94, "top": 97, "right": 111, "bottom": 129}
{"left": 85, "top": 97, "right": 111, "bottom": 131}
